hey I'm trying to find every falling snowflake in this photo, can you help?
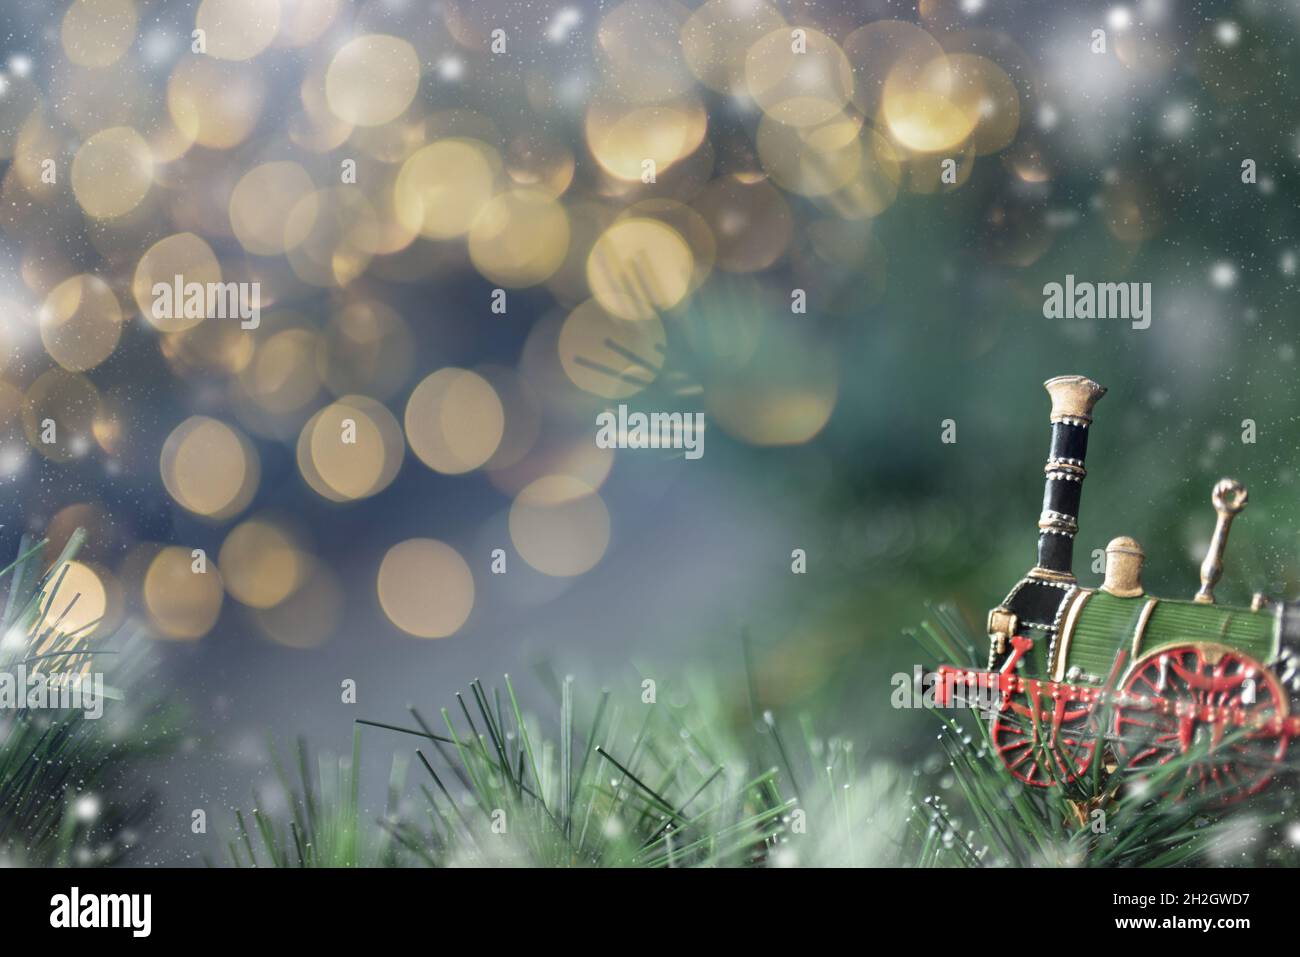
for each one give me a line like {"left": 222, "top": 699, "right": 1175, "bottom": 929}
{"left": 74, "top": 793, "right": 101, "bottom": 824}
{"left": 1210, "top": 261, "right": 1238, "bottom": 289}
{"left": 1215, "top": 20, "right": 1241, "bottom": 47}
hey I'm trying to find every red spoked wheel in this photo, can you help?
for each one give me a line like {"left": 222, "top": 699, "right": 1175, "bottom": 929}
{"left": 1112, "top": 645, "right": 1289, "bottom": 802}
{"left": 992, "top": 680, "right": 1100, "bottom": 787}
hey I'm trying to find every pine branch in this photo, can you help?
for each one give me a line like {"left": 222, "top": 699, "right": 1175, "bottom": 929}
{"left": 232, "top": 665, "right": 911, "bottom": 867}
{"left": 0, "top": 529, "right": 182, "bottom": 866}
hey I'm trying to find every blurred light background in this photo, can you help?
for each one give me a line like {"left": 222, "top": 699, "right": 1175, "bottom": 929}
{"left": 0, "top": 0, "right": 1298, "bottom": 861}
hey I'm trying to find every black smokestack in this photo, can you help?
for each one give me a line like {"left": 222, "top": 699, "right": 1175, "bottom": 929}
{"left": 1032, "top": 376, "right": 1106, "bottom": 582}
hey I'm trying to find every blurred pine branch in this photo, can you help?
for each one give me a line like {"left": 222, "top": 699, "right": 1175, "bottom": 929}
{"left": 231, "top": 664, "right": 910, "bottom": 867}
{"left": 0, "top": 530, "right": 182, "bottom": 866}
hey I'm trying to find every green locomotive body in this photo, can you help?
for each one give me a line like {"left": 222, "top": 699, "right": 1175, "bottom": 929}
{"left": 1055, "top": 590, "right": 1278, "bottom": 688}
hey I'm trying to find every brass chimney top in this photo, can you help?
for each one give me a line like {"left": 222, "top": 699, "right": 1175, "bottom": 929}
{"left": 1044, "top": 375, "right": 1107, "bottom": 425}
{"left": 1101, "top": 536, "right": 1145, "bottom": 598}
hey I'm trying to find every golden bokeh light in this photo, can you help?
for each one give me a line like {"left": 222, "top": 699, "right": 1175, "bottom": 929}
{"left": 144, "top": 545, "right": 224, "bottom": 640}
{"left": 39, "top": 274, "right": 123, "bottom": 371}
{"left": 46, "top": 560, "right": 110, "bottom": 639}
{"left": 681, "top": 0, "right": 786, "bottom": 95}
{"left": 61, "top": 0, "right": 138, "bottom": 68}
{"left": 587, "top": 218, "right": 694, "bottom": 320}
{"left": 843, "top": 20, "right": 947, "bottom": 119}
{"left": 196, "top": 0, "right": 282, "bottom": 61}
{"left": 820, "top": 127, "right": 902, "bottom": 219}
{"left": 148, "top": 117, "right": 198, "bottom": 165}
{"left": 710, "top": 378, "right": 836, "bottom": 445}
{"left": 585, "top": 95, "right": 708, "bottom": 182}
{"left": 91, "top": 393, "right": 128, "bottom": 456}
{"left": 160, "top": 416, "right": 260, "bottom": 520}
{"left": 558, "top": 298, "right": 666, "bottom": 399}
{"left": 276, "top": 0, "right": 341, "bottom": 48}
{"left": 23, "top": 370, "right": 101, "bottom": 462}
{"left": 71, "top": 126, "right": 153, "bottom": 219}
{"left": 468, "top": 189, "right": 570, "bottom": 287}
{"left": 325, "top": 35, "right": 421, "bottom": 127}
{"left": 377, "top": 538, "right": 474, "bottom": 638}
{"left": 623, "top": 199, "right": 716, "bottom": 293}
{"left": 405, "top": 369, "right": 505, "bottom": 475}
{"left": 394, "top": 138, "right": 500, "bottom": 239}
{"left": 597, "top": 0, "right": 694, "bottom": 103}
{"left": 707, "top": 327, "right": 838, "bottom": 446}
{"left": 291, "top": 61, "right": 354, "bottom": 153}
{"left": 229, "top": 161, "right": 316, "bottom": 256}
{"left": 133, "top": 232, "right": 222, "bottom": 332}
{"left": 299, "top": 395, "right": 404, "bottom": 501}
{"left": 509, "top": 476, "right": 611, "bottom": 577}
{"left": 218, "top": 517, "right": 304, "bottom": 608}
{"left": 236, "top": 328, "right": 321, "bottom": 416}
{"left": 878, "top": 51, "right": 1017, "bottom": 156}
{"left": 168, "top": 55, "right": 266, "bottom": 149}
{"left": 744, "top": 27, "right": 854, "bottom": 127}
{"left": 881, "top": 91, "right": 975, "bottom": 154}
{"left": 253, "top": 556, "right": 341, "bottom": 648}
{"left": 757, "top": 113, "right": 863, "bottom": 197}
{"left": 946, "top": 53, "right": 1021, "bottom": 156}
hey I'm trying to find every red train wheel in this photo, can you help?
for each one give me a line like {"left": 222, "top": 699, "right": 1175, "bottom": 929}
{"left": 1113, "top": 645, "right": 1288, "bottom": 802}
{"left": 992, "top": 681, "right": 1099, "bottom": 787}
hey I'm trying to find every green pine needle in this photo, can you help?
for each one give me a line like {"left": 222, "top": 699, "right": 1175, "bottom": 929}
{"left": 0, "top": 530, "right": 181, "bottom": 866}
{"left": 233, "top": 663, "right": 910, "bottom": 867}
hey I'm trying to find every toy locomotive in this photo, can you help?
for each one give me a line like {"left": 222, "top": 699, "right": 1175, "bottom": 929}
{"left": 937, "top": 375, "right": 1300, "bottom": 801}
